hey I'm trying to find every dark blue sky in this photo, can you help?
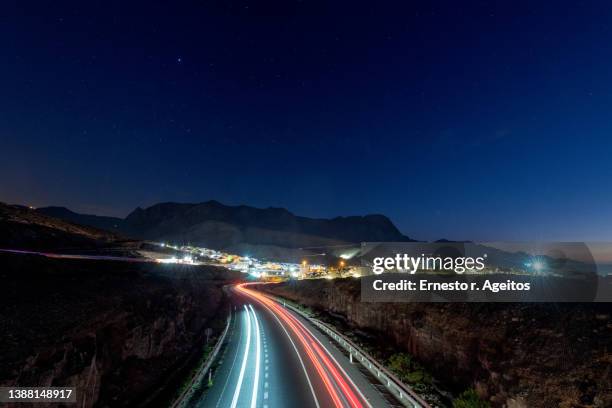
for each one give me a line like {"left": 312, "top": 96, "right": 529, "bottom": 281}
{"left": 2, "top": 2, "right": 612, "bottom": 241}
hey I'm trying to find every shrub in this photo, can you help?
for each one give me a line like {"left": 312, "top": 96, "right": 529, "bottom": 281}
{"left": 453, "top": 389, "right": 490, "bottom": 408}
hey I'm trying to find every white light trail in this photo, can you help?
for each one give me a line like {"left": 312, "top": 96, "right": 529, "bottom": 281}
{"left": 249, "top": 305, "right": 261, "bottom": 408}
{"left": 230, "top": 305, "right": 252, "bottom": 408}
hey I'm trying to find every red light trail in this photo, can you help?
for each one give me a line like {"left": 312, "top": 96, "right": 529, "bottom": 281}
{"left": 236, "top": 284, "right": 366, "bottom": 408}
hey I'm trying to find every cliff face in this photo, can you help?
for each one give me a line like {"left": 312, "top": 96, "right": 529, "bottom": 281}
{"left": 263, "top": 279, "right": 612, "bottom": 408}
{"left": 0, "top": 254, "right": 242, "bottom": 407}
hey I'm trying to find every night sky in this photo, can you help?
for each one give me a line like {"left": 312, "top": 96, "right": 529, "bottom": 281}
{"left": 2, "top": 2, "right": 612, "bottom": 241}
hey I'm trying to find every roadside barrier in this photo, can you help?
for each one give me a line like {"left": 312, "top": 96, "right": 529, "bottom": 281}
{"left": 277, "top": 298, "right": 430, "bottom": 408}
{"left": 170, "top": 311, "right": 232, "bottom": 408}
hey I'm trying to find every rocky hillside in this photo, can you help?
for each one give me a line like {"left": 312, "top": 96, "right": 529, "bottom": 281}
{"left": 37, "top": 200, "right": 413, "bottom": 251}
{"left": 0, "top": 253, "right": 243, "bottom": 407}
{"left": 34, "top": 206, "right": 124, "bottom": 234}
{"left": 0, "top": 202, "right": 123, "bottom": 250}
{"left": 261, "top": 280, "right": 612, "bottom": 408}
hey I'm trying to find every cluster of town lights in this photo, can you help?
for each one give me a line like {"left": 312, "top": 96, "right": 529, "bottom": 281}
{"left": 154, "top": 242, "right": 360, "bottom": 280}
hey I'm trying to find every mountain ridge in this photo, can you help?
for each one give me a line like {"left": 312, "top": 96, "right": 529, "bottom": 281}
{"left": 37, "top": 200, "right": 414, "bottom": 251}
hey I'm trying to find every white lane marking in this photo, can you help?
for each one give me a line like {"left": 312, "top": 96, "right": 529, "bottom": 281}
{"left": 230, "top": 305, "right": 252, "bottom": 408}
{"left": 264, "top": 391, "right": 268, "bottom": 400}
{"left": 257, "top": 302, "right": 320, "bottom": 408}
{"left": 249, "top": 305, "right": 261, "bottom": 408}
{"left": 215, "top": 311, "right": 242, "bottom": 408}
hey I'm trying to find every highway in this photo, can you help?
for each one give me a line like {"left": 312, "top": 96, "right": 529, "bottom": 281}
{"left": 0, "top": 248, "right": 157, "bottom": 263}
{"left": 196, "top": 284, "right": 394, "bottom": 408}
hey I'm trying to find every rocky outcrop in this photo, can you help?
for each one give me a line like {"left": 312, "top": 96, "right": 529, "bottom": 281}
{"left": 262, "top": 279, "right": 612, "bottom": 408}
{"left": 0, "top": 253, "right": 242, "bottom": 407}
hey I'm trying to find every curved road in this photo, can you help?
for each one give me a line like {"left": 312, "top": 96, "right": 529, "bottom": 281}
{"left": 196, "top": 284, "right": 394, "bottom": 408}
{"left": 0, "top": 248, "right": 403, "bottom": 407}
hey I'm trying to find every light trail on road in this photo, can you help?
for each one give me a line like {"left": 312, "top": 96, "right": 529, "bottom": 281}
{"left": 230, "top": 305, "right": 252, "bottom": 408}
{"left": 248, "top": 304, "right": 261, "bottom": 408}
{"left": 270, "top": 300, "right": 372, "bottom": 408}
{"left": 198, "top": 284, "right": 392, "bottom": 408}
{"left": 0, "top": 248, "right": 156, "bottom": 263}
{"left": 236, "top": 284, "right": 370, "bottom": 408}
{"left": 254, "top": 292, "right": 344, "bottom": 408}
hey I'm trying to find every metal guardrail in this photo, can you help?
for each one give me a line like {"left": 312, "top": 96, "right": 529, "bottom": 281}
{"left": 170, "top": 312, "right": 232, "bottom": 408}
{"left": 276, "top": 298, "right": 430, "bottom": 408}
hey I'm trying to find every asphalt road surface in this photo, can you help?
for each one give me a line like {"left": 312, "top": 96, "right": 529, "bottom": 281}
{"left": 196, "top": 284, "right": 394, "bottom": 408}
